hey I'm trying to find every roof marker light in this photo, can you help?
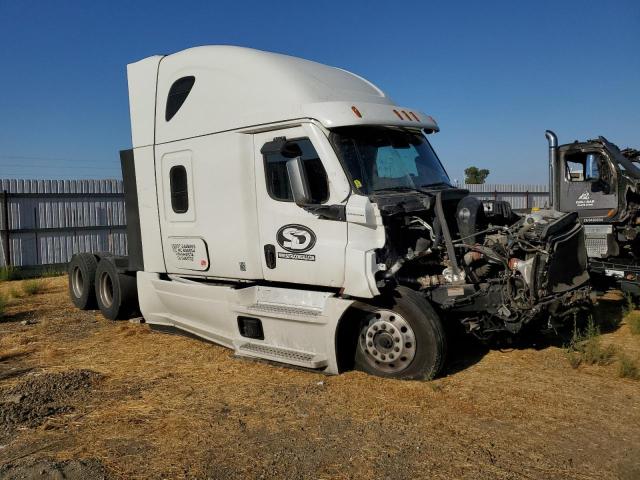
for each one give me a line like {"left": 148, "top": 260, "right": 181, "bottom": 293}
{"left": 351, "top": 105, "right": 362, "bottom": 118}
{"left": 401, "top": 110, "right": 412, "bottom": 121}
{"left": 393, "top": 109, "right": 404, "bottom": 120}
{"left": 410, "top": 112, "right": 420, "bottom": 121}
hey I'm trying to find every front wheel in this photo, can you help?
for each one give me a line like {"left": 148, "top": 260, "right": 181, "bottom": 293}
{"left": 354, "top": 287, "right": 447, "bottom": 380}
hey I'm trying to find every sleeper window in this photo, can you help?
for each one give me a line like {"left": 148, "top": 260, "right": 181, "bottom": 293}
{"left": 263, "top": 138, "right": 329, "bottom": 203}
{"left": 165, "top": 76, "right": 195, "bottom": 121}
{"left": 170, "top": 165, "right": 189, "bottom": 213}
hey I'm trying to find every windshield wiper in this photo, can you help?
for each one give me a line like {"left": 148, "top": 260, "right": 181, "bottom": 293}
{"left": 420, "top": 181, "right": 452, "bottom": 189}
{"left": 373, "top": 186, "right": 422, "bottom": 193}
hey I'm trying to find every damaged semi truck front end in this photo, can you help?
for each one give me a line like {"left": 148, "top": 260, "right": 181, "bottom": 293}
{"left": 372, "top": 189, "right": 590, "bottom": 338}
{"left": 68, "top": 46, "right": 591, "bottom": 380}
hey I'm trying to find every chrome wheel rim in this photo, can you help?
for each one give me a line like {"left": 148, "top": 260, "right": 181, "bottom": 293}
{"left": 358, "top": 310, "right": 416, "bottom": 374}
{"left": 71, "top": 266, "right": 84, "bottom": 298}
{"left": 99, "top": 271, "right": 114, "bottom": 308}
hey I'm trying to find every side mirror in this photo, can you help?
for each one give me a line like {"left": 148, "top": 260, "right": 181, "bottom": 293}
{"left": 286, "top": 157, "right": 312, "bottom": 206}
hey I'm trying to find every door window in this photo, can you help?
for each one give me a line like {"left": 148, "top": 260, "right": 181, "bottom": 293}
{"left": 263, "top": 138, "right": 329, "bottom": 203}
{"left": 565, "top": 152, "right": 602, "bottom": 182}
{"left": 169, "top": 165, "right": 189, "bottom": 213}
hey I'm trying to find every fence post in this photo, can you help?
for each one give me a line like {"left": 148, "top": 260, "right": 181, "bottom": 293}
{"left": 526, "top": 190, "right": 529, "bottom": 211}
{"left": 1, "top": 190, "right": 10, "bottom": 267}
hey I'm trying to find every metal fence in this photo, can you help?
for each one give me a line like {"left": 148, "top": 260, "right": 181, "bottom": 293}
{"left": 0, "top": 177, "right": 549, "bottom": 269}
{"left": 0, "top": 179, "right": 126, "bottom": 268}
{"left": 463, "top": 183, "right": 549, "bottom": 210}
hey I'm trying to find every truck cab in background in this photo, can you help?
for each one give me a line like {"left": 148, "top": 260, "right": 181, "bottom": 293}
{"left": 69, "top": 47, "right": 591, "bottom": 380}
{"left": 546, "top": 130, "right": 640, "bottom": 295}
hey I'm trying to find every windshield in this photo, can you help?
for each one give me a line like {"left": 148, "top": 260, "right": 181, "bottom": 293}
{"left": 329, "top": 126, "right": 451, "bottom": 194}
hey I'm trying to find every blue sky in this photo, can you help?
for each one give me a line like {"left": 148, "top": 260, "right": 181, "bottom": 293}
{"left": 0, "top": 0, "right": 638, "bottom": 183}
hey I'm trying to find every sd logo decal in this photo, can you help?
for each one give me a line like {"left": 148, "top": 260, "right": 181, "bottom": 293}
{"left": 276, "top": 224, "right": 316, "bottom": 253}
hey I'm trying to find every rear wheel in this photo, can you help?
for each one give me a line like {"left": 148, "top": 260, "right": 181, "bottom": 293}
{"left": 354, "top": 287, "right": 447, "bottom": 380}
{"left": 95, "top": 259, "right": 139, "bottom": 320}
{"left": 68, "top": 253, "right": 98, "bottom": 310}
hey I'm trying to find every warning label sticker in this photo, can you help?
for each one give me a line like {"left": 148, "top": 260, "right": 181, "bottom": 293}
{"left": 172, "top": 243, "right": 196, "bottom": 262}
{"left": 167, "top": 237, "right": 209, "bottom": 271}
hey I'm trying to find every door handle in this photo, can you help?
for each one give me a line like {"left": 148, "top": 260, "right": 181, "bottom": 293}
{"left": 264, "top": 244, "right": 276, "bottom": 269}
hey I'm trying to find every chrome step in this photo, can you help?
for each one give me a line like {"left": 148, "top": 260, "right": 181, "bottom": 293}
{"left": 237, "top": 342, "right": 327, "bottom": 368}
{"left": 248, "top": 303, "right": 322, "bottom": 317}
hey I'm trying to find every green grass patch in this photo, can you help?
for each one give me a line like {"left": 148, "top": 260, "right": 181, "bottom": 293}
{"left": 623, "top": 293, "right": 637, "bottom": 316}
{"left": 0, "top": 266, "right": 18, "bottom": 282}
{"left": 41, "top": 266, "right": 65, "bottom": 278}
{"left": 627, "top": 311, "right": 640, "bottom": 336}
{"left": 22, "top": 279, "right": 46, "bottom": 296}
{"left": 0, "top": 293, "right": 6, "bottom": 318}
{"left": 617, "top": 352, "right": 640, "bottom": 380}
{"left": 565, "top": 319, "right": 616, "bottom": 368}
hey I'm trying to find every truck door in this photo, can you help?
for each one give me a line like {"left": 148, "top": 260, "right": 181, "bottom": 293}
{"left": 254, "top": 125, "right": 349, "bottom": 287}
{"left": 154, "top": 149, "right": 212, "bottom": 273}
{"left": 558, "top": 150, "right": 617, "bottom": 217}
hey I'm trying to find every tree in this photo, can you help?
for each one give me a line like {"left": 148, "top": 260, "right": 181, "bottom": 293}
{"left": 464, "top": 166, "right": 490, "bottom": 184}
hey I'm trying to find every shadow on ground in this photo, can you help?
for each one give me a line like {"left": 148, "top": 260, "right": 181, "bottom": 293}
{"left": 443, "top": 292, "right": 626, "bottom": 377}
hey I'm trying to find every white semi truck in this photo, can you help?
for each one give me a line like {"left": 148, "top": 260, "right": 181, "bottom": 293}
{"left": 68, "top": 46, "right": 591, "bottom": 379}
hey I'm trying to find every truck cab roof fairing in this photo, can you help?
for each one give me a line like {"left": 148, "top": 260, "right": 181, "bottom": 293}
{"left": 126, "top": 46, "right": 438, "bottom": 147}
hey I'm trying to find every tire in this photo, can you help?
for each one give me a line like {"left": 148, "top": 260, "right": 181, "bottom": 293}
{"left": 94, "top": 259, "right": 139, "bottom": 321}
{"left": 68, "top": 253, "right": 98, "bottom": 310}
{"left": 354, "top": 287, "right": 447, "bottom": 380}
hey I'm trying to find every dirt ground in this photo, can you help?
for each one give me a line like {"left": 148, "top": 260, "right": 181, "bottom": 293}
{"left": 0, "top": 276, "right": 639, "bottom": 479}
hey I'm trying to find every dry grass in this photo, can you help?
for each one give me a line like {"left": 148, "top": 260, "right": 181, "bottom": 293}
{"left": 0, "top": 276, "right": 639, "bottom": 479}
{"left": 0, "top": 346, "right": 34, "bottom": 363}
{"left": 8, "top": 286, "right": 23, "bottom": 299}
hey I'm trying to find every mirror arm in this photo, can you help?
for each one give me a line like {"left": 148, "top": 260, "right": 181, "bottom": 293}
{"left": 286, "top": 156, "right": 312, "bottom": 206}
{"left": 303, "top": 204, "right": 346, "bottom": 221}
{"left": 285, "top": 155, "right": 346, "bottom": 221}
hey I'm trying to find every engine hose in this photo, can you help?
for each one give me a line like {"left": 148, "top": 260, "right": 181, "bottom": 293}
{"left": 455, "top": 243, "right": 508, "bottom": 266}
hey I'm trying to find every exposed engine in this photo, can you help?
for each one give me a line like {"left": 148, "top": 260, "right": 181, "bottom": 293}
{"left": 373, "top": 189, "right": 591, "bottom": 339}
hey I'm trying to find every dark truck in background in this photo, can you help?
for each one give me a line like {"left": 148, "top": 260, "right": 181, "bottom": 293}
{"left": 546, "top": 130, "right": 640, "bottom": 294}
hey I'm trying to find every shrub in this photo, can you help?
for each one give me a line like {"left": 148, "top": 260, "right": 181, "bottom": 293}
{"left": 618, "top": 352, "right": 640, "bottom": 380}
{"left": 565, "top": 319, "right": 616, "bottom": 368}
{"left": 582, "top": 338, "right": 616, "bottom": 366}
{"left": 22, "top": 279, "right": 46, "bottom": 296}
